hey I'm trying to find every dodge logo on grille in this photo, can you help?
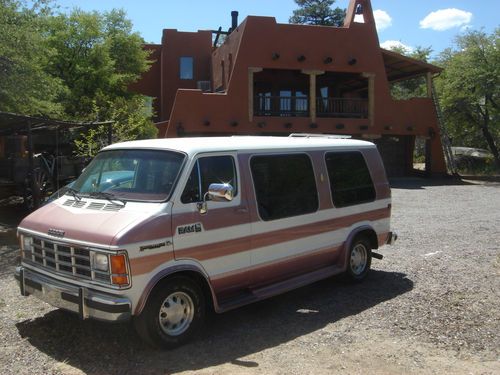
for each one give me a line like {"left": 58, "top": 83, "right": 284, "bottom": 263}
{"left": 47, "top": 228, "right": 65, "bottom": 237}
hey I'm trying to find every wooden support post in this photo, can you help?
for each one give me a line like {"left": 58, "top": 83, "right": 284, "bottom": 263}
{"left": 362, "top": 72, "right": 375, "bottom": 126}
{"left": 26, "top": 121, "right": 39, "bottom": 209}
{"left": 248, "top": 67, "right": 263, "bottom": 122}
{"left": 309, "top": 74, "right": 317, "bottom": 123}
{"left": 302, "top": 70, "right": 324, "bottom": 123}
{"left": 426, "top": 72, "right": 433, "bottom": 98}
{"left": 107, "top": 123, "right": 113, "bottom": 145}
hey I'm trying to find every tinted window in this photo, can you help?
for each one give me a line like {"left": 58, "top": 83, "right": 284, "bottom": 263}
{"left": 181, "top": 155, "right": 237, "bottom": 203}
{"left": 251, "top": 154, "right": 318, "bottom": 221}
{"left": 180, "top": 57, "right": 194, "bottom": 80}
{"left": 325, "top": 152, "right": 375, "bottom": 207}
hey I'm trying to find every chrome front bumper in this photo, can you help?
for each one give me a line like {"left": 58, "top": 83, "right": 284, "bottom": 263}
{"left": 15, "top": 266, "right": 131, "bottom": 322}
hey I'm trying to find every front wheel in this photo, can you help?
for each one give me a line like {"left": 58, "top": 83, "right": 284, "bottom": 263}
{"left": 345, "top": 237, "right": 372, "bottom": 282}
{"left": 134, "top": 276, "right": 205, "bottom": 349}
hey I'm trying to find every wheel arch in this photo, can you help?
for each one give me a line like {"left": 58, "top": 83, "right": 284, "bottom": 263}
{"left": 135, "top": 264, "right": 218, "bottom": 316}
{"left": 342, "top": 225, "right": 378, "bottom": 269}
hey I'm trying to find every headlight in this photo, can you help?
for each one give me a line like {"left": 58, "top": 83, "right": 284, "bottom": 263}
{"left": 22, "top": 236, "right": 33, "bottom": 251}
{"left": 92, "top": 253, "right": 109, "bottom": 272}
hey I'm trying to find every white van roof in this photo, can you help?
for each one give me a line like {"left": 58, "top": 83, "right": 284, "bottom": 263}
{"left": 103, "top": 136, "right": 375, "bottom": 155}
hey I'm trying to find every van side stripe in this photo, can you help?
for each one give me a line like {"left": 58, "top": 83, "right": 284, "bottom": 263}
{"left": 129, "top": 252, "right": 174, "bottom": 275}
{"left": 176, "top": 207, "right": 389, "bottom": 261}
{"left": 130, "top": 208, "right": 389, "bottom": 276}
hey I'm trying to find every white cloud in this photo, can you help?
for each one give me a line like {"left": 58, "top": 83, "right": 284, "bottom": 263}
{"left": 373, "top": 9, "right": 392, "bottom": 31}
{"left": 419, "top": 8, "right": 472, "bottom": 31}
{"left": 380, "top": 40, "right": 414, "bottom": 53}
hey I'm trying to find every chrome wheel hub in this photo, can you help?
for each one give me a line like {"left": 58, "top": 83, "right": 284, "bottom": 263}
{"left": 159, "top": 291, "right": 194, "bottom": 336}
{"left": 350, "top": 243, "right": 368, "bottom": 275}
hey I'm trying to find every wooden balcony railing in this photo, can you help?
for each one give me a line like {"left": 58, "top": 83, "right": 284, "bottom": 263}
{"left": 254, "top": 96, "right": 309, "bottom": 117}
{"left": 317, "top": 97, "right": 368, "bottom": 118}
{"left": 254, "top": 96, "right": 369, "bottom": 119}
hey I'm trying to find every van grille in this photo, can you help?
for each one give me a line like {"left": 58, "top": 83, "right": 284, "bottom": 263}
{"left": 23, "top": 237, "right": 111, "bottom": 284}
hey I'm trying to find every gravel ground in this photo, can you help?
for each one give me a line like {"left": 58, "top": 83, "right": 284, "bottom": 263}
{"left": 0, "top": 178, "right": 499, "bottom": 375}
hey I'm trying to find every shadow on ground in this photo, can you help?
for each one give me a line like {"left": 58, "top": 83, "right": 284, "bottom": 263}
{"left": 16, "top": 270, "right": 413, "bottom": 374}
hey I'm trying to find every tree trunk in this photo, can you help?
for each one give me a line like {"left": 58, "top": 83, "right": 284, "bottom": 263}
{"left": 478, "top": 105, "right": 500, "bottom": 169}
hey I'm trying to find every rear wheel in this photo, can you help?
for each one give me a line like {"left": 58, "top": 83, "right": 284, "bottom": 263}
{"left": 134, "top": 276, "right": 205, "bottom": 349}
{"left": 345, "top": 237, "right": 372, "bottom": 281}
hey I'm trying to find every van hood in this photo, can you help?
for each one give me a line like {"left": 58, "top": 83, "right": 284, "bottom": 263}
{"left": 18, "top": 199, "right": 172, "bottom": 247}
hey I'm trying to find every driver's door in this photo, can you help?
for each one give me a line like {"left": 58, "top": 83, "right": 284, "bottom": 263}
{"left": 170, "top": 152, "right": 252, "bottom": 302}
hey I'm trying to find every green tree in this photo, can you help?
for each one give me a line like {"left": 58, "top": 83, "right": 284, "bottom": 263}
{"left": 435, "top": 29, "right": 499, "bottom": 167}
{"left": 45, "top": 8, "right": 156, "bottom": 154}
{"left": 289, "top": 0, "right": 345, "bottom": 27}
{"left": 0, "top": 0, "right": 63, "bottom": 116}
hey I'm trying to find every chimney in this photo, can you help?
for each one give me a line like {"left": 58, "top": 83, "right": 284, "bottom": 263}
{"left": 231, "top": 11, "right": 239, "bottom": 31}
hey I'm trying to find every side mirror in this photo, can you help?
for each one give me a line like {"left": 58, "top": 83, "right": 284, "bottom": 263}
{"left": 208, "top": 183, "right": 234, "bottom": 202}
{"left": 196, "top": 183, "right": 234, "bottom": 215}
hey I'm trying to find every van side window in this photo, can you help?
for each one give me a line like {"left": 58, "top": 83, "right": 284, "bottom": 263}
{"left": 181, "top": 155, "right": 238, "bottom": 203}
{"left": 325, "top": 152, "right": 375, "bottom": 207}
{"left": 251, "top": 154, "right": 318, "bottom": 221}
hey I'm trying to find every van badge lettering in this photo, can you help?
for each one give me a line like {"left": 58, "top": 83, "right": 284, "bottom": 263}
{"left": 47, "top": 228, "right": 65, "bottom": 238}
{"left": 140, "top": 242, "right": 168, "bottom": 252}
{"left": 177, "top": 223, "right": 203, "bottom": 235}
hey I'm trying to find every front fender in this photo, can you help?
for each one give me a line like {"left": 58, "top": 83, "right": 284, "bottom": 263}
{"left": 134, "top": 260, "right": 218, "bottom": 315}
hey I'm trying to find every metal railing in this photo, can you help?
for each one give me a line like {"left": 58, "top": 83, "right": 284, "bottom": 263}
{"left": 254, "top": 95, "right": 369, "bottom": 119}
{"left": 317, "top": 97, "right": 368, "bottom": 118}
{"left": 254, "top": 95, "right": 309, "bottom": 117}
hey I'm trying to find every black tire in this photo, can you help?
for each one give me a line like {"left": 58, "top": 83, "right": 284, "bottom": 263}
{"left": 345, "top": 237, "right": 372, "bottom": 282}
{"left": 134, "top": 276, "right": 205, "bottom": 349}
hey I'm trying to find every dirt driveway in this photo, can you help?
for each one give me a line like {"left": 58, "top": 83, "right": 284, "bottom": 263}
{"left": 0, "top": 178, "right": 499, "bottom": 374}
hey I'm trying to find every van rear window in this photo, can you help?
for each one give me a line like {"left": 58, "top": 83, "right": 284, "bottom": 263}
{"left": 250, "top": 154, "right": 318, "bottom": 221}
{"left": 325, "top": 152, "right": 375, "bottom": 207}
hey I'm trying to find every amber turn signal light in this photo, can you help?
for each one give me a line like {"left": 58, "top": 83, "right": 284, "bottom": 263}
{"left": 110, "top": 254, "right": 129, "bottom": 286}
{"left": 111, "top": 254, "right": 127, "bottom": 274}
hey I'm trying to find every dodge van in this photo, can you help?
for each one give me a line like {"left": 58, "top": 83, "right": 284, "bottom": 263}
{"left": 16, "top": 135, "right": 397, "bottom": 348}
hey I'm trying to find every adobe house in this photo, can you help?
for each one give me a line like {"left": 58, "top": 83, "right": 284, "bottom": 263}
{"left": 130, "top": 0, "right": 447, "bottom": 176}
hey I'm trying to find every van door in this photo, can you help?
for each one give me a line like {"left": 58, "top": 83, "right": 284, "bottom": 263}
{"left": 170, "top": 152, "right": 252, "bottom": 302}
{"left": 246, "top": 152, "right": 338, "bottom": 288}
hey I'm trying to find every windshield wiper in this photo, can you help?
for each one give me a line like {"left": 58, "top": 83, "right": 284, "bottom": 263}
{"left": 65, "top": 187, "right": 82, "bottom": 201}
{"left": 88, "top": 191, "right": 126, "bottom": 206}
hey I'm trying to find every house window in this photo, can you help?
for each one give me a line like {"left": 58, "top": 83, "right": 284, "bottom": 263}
{"left": 180, "top": 57, "right": 194, "bottom": 80}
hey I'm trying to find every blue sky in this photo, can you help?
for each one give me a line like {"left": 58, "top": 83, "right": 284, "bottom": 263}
{"left": 55, "top": 0, "right": 498, "bottom": 58}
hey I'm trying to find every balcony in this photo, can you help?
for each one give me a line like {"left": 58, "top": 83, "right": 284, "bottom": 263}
{"left": 317, "top": 97, "right": 368, "bottom": 119}
{"left": 254, "top": 95, "right": 308, "bottom": 117}
{"left": 254, "top": 95, "right": 368, "bottom": 119}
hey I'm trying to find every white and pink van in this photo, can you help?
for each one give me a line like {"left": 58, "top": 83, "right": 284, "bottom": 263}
{"left": 16, "top": 135, "right": 396, "bottom": 348}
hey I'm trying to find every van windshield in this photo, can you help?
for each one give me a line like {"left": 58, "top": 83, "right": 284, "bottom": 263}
{"left": 70, "top": 149, "right": 185, "bottom": 202}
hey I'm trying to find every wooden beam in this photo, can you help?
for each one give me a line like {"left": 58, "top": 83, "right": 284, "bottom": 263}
{"left": 248, "top": 67, "right": 263, "bottom": 122}
{"left": 362, "top": 73, "right": 375, "bottom": 127}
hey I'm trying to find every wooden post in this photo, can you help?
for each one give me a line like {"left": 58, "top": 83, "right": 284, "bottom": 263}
{"left": 248, "top": 67, "right": 263, "bottom": 122}
{"left": 107, "top": 123, "right": 113, "bottom": 145}
{"left": 302, "top": 70, "right": 324, "bottom": 123}
{"left": 426, "top": 72, "right": 433, "bottom": 98}
{"left": 362, "top": 72, "right": 375, "bottom": 126}
{"left": 26, "top": 121, "right": 39, "bottom": 208}
{"left": 309, "top": 74, "right": 317, "bottom": 123}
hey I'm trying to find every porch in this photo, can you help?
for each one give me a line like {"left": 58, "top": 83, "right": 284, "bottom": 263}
{"left": 250, "top": 69, "right": 372, "bottom": 121}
